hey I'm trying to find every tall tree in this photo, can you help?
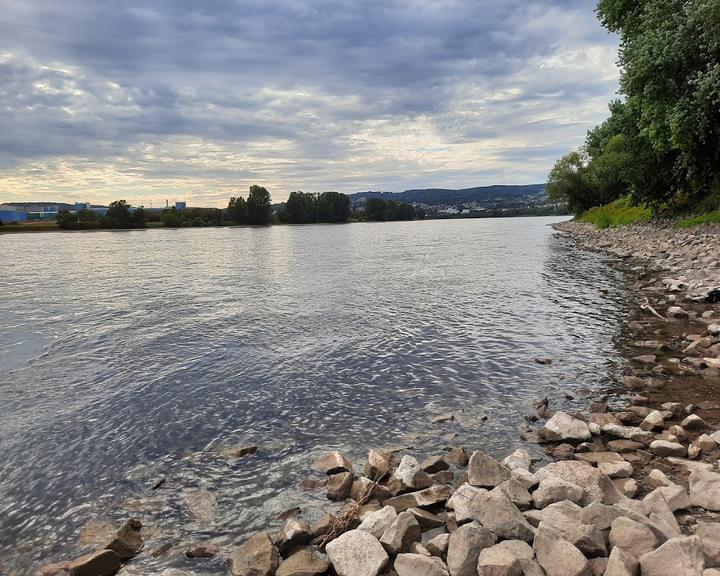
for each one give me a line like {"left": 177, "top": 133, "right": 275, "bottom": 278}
{"left": 246, "top": 185, "right": 272, "bottom": 225}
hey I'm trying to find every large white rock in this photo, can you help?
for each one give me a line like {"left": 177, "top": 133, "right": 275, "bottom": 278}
{"left": 476, "top": 540, "right": 532, "bottom": 576}
{"left": 690, "top": 470, "right": 720, "bottom": 511}
{"left": 446, "top": 522, "right": 497, "bottom": 576}
{"left": 393, "top": 455, "right": 433, "bottom": 492}
{"left": 534, "top": 460, "right": 606, "bottom": 505}
{"left": 325, "top": 530, "right": 389, "bottom": 576}
{"left": 358, "top": 506, "right": 397, "bottom": 539}
{"left": 609, "top": 517, "right": 661, "bottom": 560}
{"left": 446, "top": 483, "right": 487, "bottom": 522}
{"left": 539, "top": 412, "right": 592, "bottom": 442}
{"left": 601, "top": 423, "right": 654, "bottom": 443}
{"left": 639, "top": 536, "right": 705, "bottom": 576}
{"left": 380, "top": 511, "right": 421, "bottom": 555}
{"left": 466, "top": 487, "right": 535, "bottom": 542}
{"left": 468, "top": 451, "right": 511, "bottom": 488}
{"left": 394, "top": 553, "right": 449, "bottom": 576}
{"left": 532, "top": 478, "right": 584, "bottom": 509}
{"left": 502, "top": 448, "right": 531, "bottom": 471}
{"left": 696, "top": 523, "right": 720, "bottom": 568}
{"left": 532, "top": 522, "right": 589, "bottom": 576}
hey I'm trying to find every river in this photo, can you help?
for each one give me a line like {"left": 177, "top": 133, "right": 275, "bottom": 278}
{"left": 0, "top": 216, "right": 630, "bottom": 573}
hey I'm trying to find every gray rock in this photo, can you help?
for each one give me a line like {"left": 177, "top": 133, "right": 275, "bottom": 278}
{"left": 421, "top": 456, "right": 450, "bottom": 474}
{"left": 394, "top": 554, "right": 449, "bottom": 576}
{"left": 105, "top": 518, "right": 143, "bottom": 560}
{"left": 275, "top": 519, "right": 313, "bottom": 556}
{"left": 650, "top": 440, "right": 688, "bottom": 457}
{"left": 229, "top": 533, "right": 280, "bottom": 576}
{"left": 407, "top": 507, "right": 444, "bottom": 530}
{"left": 539, "top": 412, "right": 592, "bottom": 442}
{"left": 639, "top": 536, "right": 705, "bottom": 576}
{"left": 392, "top": 456, "right": 433, "bottom": 493}
{"left": 498, "top": 478, "right": 533, "bottom": 511}
{"left": 68, "top": 550, "right": 121, "bottom": 576}
{"left": 534, "top": 460, "right": 605, "bottom": 505}
{"left": 326, "top": 471, "right": 354, "bottom": 501}
{"left": 609, "top": 517, "right": 661, "bottom": 560}
{"left": 580, "top": 502, "right": 625, "bottom": 530}
{"left": 467, "top": 451, "right": 511, "bottom": 488}
{"left": 447, "top": 447, "right": 469, "bottom": 466}
{"left": 644, "top": 484, "right": 690, "bottom": 512}
{"left": 366, "top": 449, "right": 392, "bottom": 479}
{"left": 446, "top": 483, "right": 487, "bottom": 522}
{"left": 690, "top": 470, "right": 720, "bottom": 511}
{"left": 696, "top": 523, "right": 720, "bottom": 568}
{"left": 604, "top": 547, "right": 638, "bottom": 576}
{"left": 502, "top": 448, "right": 531, "bottom": 471}
{"left": 446, "top": 523, "right": 497, "bottom": 576}
{"left": 325, "top": 530, "right": 389, "bottom": 576}
{"left": 598, "top": 460, "right": 633, "bottom": 478}
{"left": 682, "top": 414, "right": 707, "bottom": 430}
{"left": 524, "top": 500, "right": 582, "bottom": 528}
{"left": 477, "top": 540, "right": 534, "bottom": 576}
{"left": 532, "top": 478, "right": 584, "bottom": 509}
{"left": 467, "top": 487, "right": 535, "bottom": 542}
{"left": 426, "top": 533, "right": 450, "bottom": 558}
{"left": 380, "top": 511, "right": 422, "bottom": 555}
{"left": 358, "top": 506, "right": 398, "bottom": 540}
{"left": 276, "top": 547, "right": 330, "bottom": 576}
{"left": 532, "top": 522, "right": 590, "bottom": 576}
{"left": 384, "top": 485, "right": 452, "bottom": 512}
{"left": 313, "top": 451, "right": 354, "bottom": 475}
{"left": 601, "top": 424, "right": 654, "bottom": 443}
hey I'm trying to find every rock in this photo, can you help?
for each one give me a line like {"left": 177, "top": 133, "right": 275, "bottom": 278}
{"left": 608, "top": 439, "right": 644, "bottom": 453}
{"left": 366, "top": 449, "right": 392, "bottom": 480}
{"left": 624, "top": 375, "right": 646, "bottom": 390}
{"left": 431, "top": 413, "right": 455, "bottom": 424}
{"left": 667, "top": 457, "right": 715, "bottom": 474}
{"left": 467, "top": 487, "right": 535, "bottom": 542}
{"left": 690, "top": 470, "right": 720, "bottom": 511}
{"left": 498, "top": 478, "right": 533, "bottom": 511}
{"left": 359, "top": 506, "right": 398, "bottom": 539}
{"left": 104, "top": 518, "right": 142, "bottom": 560}
{"left": 502, "top": 448, "right": 531, "bottom": 471}
{"left": 392, "top": 456, "right": 433, "bottom": 493}
{"left": 229, "top": 532, "right": 280, "bottom": 576}
{"left": 351, "top": 477, "right": 377, "bottom": 502}
{"left": 427, "top": 533, "right": 450, "bottom": 558}
{"left": 601, "top": 424, "right": 654, "bottom": 443}
{"left": 644, "top": 484, "right": 690, "bottom": 512}
{"left": 447, "top": 523, "right": 497, "bottom": 576}
{"left": 510, "top": 468, "right": 538, "bottom": 489}
{"left": 589, "top": 401, "right": 608, "bottom": 413}
{"left": 380, "top": 511, "right": 421, "bottom": 555}
{"left": 524, "top": 500, "right": 582, "bottom": 528}
{"left": 539, "top": 412, "right": 592, "bottom": 442}
{"left": 447, "top": 447, "right": 469, "bottom": 466}
{"left": 535, "top": 356, "right": 553, "bottom": 365}
{"left": 648, "top": 469, "right": 673, "bottom": 488}
{"left": 185, "top": 543, "right": 219, "bottom": 558}
{"left": 276, "top": 548, "right": 330, "bottom": 576}
{"left": 467, "top": 451, "right": 510, "bottom": 487}
{"left": 421, "top": 455, "right": 450, "bottom": 474}
{"left": 476, "top": 541, "right": 528, "bottom": 576}
{"left": 534, "top": 460, "right": 605, "bottom": 505}
{"left": 446, "top": 483, "right": 487, "bottom": 522}
{"left": 613, "top": 478, "right": 639, "bottom": 498}
{"left": 34, "top": 562, "right": 70, "bottom": 576}
{"left": 696, "top": 523, "right": 720, "bottom": 568}
{"left": 384, "top": 485, "right": 451, "bottom": 512}
{"left": 649, "top": 440, "right": 687, "bottom": 457}
{"left": 532, "top": 478, "right": 584, "bottom": 509}
{"left": 604, "top": 546, "right": 639, "bottom": 576}
{"left": 394, "top": 554, "right": 449, "bottom": 576}
{"left": 228, "top": 446, "right": 258, "bottom": 458}
{"left": 432, "top": 469, "right": 454, "bottom": 483}
{"left": 67, "top": 551, "right": 121, "bottom": 576}
{"left": 641, "top": 411, "right": 665, "bottom": 431}
{"left": 639, "top": 536, "right": 705, "bottom": 576}
{"left": 552, "top": 443, "right": 576, "bottom": 460}
{"left": 668, "top": 306, "right": 690, "bottom": 319}
{"left": 609, "top": 517, "right": 661, "bottom": 559}
{"left": 326, "top": 471, "right": 354, "bottom": 501}
{"left": 275, "top": 519, "right": 313, "bottom": 556}
{"left": 407, "top": 508, "right": 444, "bottom": 530}
{"left": 326, "top": 530, "right": 389, "bottom": 576}
{"left": 313, "top": 451, "right": 354, "bottom": 475}
{"left": 532, "top": 522, "right": 589, "bottom": 576}
{"left": 598, "top": 460, "right": 633, "bottom": 478}
{"left": 632, "top": 354, "right": 657, "bottom": 365}
{"left": 682, "top": 415, "right": 707, "bottom": 430}
{"left": 580, "top": 502, "right": 625, "bottom": 530}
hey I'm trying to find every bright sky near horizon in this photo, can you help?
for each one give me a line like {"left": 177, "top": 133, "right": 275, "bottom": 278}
{"left": 0, "top": 0, "right": 620, "bottom": 207}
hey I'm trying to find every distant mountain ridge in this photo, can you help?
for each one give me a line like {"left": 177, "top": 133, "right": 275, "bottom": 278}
{"left": 348, "top": 184, "right": 547, "bottom": 206}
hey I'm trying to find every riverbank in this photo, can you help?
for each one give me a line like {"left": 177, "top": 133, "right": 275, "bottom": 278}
{"left": 29, "top": 220, "right": 720, "bottom": 576}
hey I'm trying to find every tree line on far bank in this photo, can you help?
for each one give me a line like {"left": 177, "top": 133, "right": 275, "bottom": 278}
{"left": 547, "top": 0, "right": 720, "bottom": 218}
{"left": 56, "top": 186, "right": 426, "bottom": 230}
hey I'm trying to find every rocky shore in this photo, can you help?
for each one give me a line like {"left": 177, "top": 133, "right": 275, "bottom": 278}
{"left": 34, "top": 220, "right": 720, "bottom": 576}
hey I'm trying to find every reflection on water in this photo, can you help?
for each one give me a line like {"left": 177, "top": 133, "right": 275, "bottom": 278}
{"left": 0, "top": 217, "right": 630, "bottom": 571}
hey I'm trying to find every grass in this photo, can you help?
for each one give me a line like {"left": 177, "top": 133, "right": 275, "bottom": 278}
{"left": 580, "top": 197, "right": 652, "bottom": 229}
{"left": 676, "top": 210, "right": 720, "bottom": 229}
{"left": 0, "top": 221, "right": 60, "bottom": 234}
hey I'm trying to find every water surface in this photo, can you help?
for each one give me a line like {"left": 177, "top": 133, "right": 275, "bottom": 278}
{"left": 0, "top": 217, "right": 630, "bottom": 572}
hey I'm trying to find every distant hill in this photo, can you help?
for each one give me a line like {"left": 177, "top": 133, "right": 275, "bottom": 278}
{"left": 348, "top": 184, "right": 547, "bottom": 206}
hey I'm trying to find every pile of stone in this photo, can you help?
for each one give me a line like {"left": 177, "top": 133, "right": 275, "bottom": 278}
{"left": 36, "top": 519, "right": 143, "bottom": 576}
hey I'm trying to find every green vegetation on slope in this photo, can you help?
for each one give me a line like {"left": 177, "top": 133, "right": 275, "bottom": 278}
{"left": 548, "top": 0, "right": 720, "bottom": 222}
{"left": 676, "top": 211, "right": 720, "bottom": 229}
{"left": 580, "top": 197, "right": 652, "bottom": 229}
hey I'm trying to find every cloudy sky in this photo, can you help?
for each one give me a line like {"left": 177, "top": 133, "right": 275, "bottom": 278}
{"left": 0, "top": 0, "right": 619, "bottom": 206}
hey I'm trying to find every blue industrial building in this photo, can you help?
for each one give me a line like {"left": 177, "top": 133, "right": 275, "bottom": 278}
{"left": 0, "top": 208, "right": 28, "bottom": 223}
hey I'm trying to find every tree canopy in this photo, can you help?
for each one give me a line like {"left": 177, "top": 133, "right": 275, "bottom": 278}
{"left": 279, "top": 191, "right": 351, "bottom": 224}
{"left": 550, "top": 0, "right": 720, "bottom": 214}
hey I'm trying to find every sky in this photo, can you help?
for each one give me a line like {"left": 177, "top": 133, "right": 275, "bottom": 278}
{"left": 0, "top": 0, "right": 620, "bottom": 207}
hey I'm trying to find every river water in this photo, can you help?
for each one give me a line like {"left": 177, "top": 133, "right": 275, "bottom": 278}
{"left": 0, "top": 217, "right": 630, "bottom": 573}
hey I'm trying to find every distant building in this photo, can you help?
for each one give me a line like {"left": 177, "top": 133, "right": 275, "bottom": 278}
{"left": 75, "top": 202, "right": 93, "bottom": 212}
{"left": 175, "top": 201, "right": 187, "bottom": 211}
{"left": 0, "top": 205, "right": 28, "bottom": 223}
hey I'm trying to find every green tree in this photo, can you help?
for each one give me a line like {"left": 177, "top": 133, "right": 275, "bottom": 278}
{"left": 285, "top": 191, "right": 317, "bottom": 223}
{"left": 317, "top": 191, "right": 351, "bottom": 223}
{"left": 227, "top": 196, "right": 248, "bottom": 224}
{"left": 246, "top": 185, "right": 272, "bottom": 225}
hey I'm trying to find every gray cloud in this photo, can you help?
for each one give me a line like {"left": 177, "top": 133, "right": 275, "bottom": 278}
{"left": 0, "top": 0, "right": 619, "bottom": 204}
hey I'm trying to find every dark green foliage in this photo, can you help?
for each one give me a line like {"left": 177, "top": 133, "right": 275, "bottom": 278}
{"left": 363, "top": 198, "right": 421, "bottom": 221}
{"left": 280, "top": 191, "right": 351, "bottom": 224}
{"left": 161, "top": 206, "right": 223, "bottom": 227}
{"left": 57, "top": 203, "right": 144, "bottom": 230}
{"left": 246, "top": 185, "right": 272, "bottom": 225}
{"left": 553, "top": 0, "right": 720, "bottom": 214}
{"left": 227, "top": 196, "right": 248, "bottom": 224}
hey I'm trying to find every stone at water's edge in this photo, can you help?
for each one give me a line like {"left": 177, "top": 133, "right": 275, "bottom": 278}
{"left": 312, "top": 451, "right": 354, "bottom": 475}
{"left": 104, "top": 518, "right": 142, "bottom": 560}
{"left": 68, "top": 550, "right": 121, "bottom": 576}
{"left": 447, "top": 522, "right": 497, "bottom": 576}
{"left": 325, "top": 529, "right": 389, "bottom": 576}
{"left": 275, "top": 547, "right": 329, "bottom": 576}
{"left": 228, "top": 532, "right": 279, "bottom": 576}
{"left": 467, "top": 451, "right": 511, "bottom": 487}
{"left": 538, "top": 411, "right": 592, "bottom": 442}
